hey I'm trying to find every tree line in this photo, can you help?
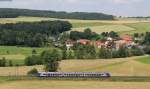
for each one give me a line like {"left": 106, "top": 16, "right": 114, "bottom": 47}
{"left": 62, "top": 44, "right": 145, "bottom": 60}
{"left": 0, "top": 21, "right": 72, "bottom": 47}
{"left": 70, "top": 28, "right": 119, "bottom": 41}
{"left": 0, "top": 8, "right": 114, "bottom": 20}
{"left": 25, "top": 48, "right": 62, "bottom": 72}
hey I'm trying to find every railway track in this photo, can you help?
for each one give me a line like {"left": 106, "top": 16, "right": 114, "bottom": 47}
{"left": 1, "top": 76, "right": 150, "bottom": 82}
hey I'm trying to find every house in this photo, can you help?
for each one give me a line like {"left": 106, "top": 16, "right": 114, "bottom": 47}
{"left": 95, "top": 41, "right": 105, "bottom": 48}
{"left": 65, "top": 40, "right": 76, "bottom": 50}
{"left": 121, "top": 34, "right": 133, "bottom": 44}
{"left": 107, "top": 37, "right": 113, "bottom": 41}
{"left": 77, "top": 39, "right": 91, "bottom": 45}
{"left": 64, "top": 34, "right": 136, "bottom": 50}
{"left": 114, "top": 40, "right": 126, "bottom": 50}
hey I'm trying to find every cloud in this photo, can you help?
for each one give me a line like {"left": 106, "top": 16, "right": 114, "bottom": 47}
{"left": 112, "top": 0, "right": 143, "bottom": 4}
{"left": 0, "top": 0, "right": 148, "bottom": 16}
{"left": 65, "top": 0, "right": 79, "bottom": 3}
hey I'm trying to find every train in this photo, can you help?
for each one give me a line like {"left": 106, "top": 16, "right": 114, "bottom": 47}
{"left": 38, "top": 72, "right": 111, "bottom": 78}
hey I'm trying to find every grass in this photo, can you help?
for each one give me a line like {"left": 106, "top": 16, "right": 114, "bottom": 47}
{"left": 123, "top": 22, "right": 150, "bottom": 34}
{"left": 0, "top": 65, "right": 43, "bottom": 76}
{"left": 0, "top": 46, "right": 47, "bottom": 56}
{"left": 0, "top": 46, "right": 50, "bottom": 65}
{"left": 0, "top": 16, "right": 150, "bottom": 35}
{"left": 72, "top": 22, "right": 112, "bottom": 28}
{"left": 0, "top": 56, "right": 149, "bottom": 77}
{"left": 135, "top": 56, "right": 150, "bottom": 64}
{"left": 10, "top": 59, "right": 25, "bottom": 66}
{"left": 72, "top": 24, "right": 135, "bottom": 34}
{"left": 59, "top": 56, "right": 150, "bottom": 76}
{"left": 0, "top": 80, "right": 150, "bottom": 89}
{"left": 0, "top": 16, "right": 57, "bottom": 24}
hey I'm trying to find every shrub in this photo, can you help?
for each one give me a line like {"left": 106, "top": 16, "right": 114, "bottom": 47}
{"left": 118, "top": 47, "right": 130, "bottom": 58}
{"left": 24, "top": 55, "right": 42, "bottom": 66}
{"left": 131, "top": 48, "right": 145, "bottom": 56}
{"left": 112, "top": 50, "right": 120, "bottom": 58}
{"left": 8, "top": 60, "right": 13, "bottom": 66}
{"left": 98, "top": 48, "right": 112, "bottom": 59}
{"left": 143, "top": 46, "right": 150, "bottom": 55}
{"left": 27, "top": 68, "right": 38, "bottom": 76}
{"left": 32, "top": 49, "right": 37, "bottom": 54}
{"left": 0, "top": 57, "right": 6, "bottom": 67}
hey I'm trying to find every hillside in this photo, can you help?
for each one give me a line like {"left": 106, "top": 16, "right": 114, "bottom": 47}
{"left": 0, "top": 55, "right": 150, "bottom": 76}
{"left": 0, "top": 8, "right": 114, "bottom": 20}
{"left": 1, "top": 16, "right": 150, "bottom": 35}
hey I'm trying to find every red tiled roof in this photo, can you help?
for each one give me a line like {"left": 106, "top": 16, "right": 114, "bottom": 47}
{"left": 78, "top": 39, "right": 90, "bottom": 45}
{"left": 95, "top": 41, "right": 104, "bottom": 46}
{"left": 121, "top": 35, "right": 133, "bottom": 41}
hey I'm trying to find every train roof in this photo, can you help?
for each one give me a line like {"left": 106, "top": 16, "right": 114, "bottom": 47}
{"left": 38, "top": 72, "right": 110, "bottom": 74}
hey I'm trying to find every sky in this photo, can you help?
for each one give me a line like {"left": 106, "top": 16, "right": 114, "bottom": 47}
{"left": 0, "top": 0, "right": 149, "bottom": 16}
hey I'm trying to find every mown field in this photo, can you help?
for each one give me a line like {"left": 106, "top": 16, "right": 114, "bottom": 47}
{"left": 0, "top": 54, "right": 150, "bottom": 76}
{"left": 0, "top": 16, "right": 150, "bottom": 35}
{"left": 72, "top": 25, "right": 135, "bottom": 34}
{"left": 59, "top": 56, "right": 150, "bottom": 76}
{"left": 0, "top": 80, "right": 150, "bottom": 89}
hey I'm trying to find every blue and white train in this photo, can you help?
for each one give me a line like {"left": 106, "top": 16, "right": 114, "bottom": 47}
{"left": 38, "top": 72, "right": 111, "bottom": 78}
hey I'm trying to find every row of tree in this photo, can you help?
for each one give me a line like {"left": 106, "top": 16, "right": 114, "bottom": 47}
{"left": 62, "top": 44, "right": 145, "bottom": 60}
{"left": 70, "top": 28, "right": 100, "bottom": 40}
{"left": 70, "top": 29, "right": 119, "bottom": 41}
{"left": 0, "top": 8, "right": 114, "bottom": 20}
{"left": 98, "top": 47, "right": 144, "bottom": 59}
{"left": 0, "top": 21, "right": 72, "bottom": 47}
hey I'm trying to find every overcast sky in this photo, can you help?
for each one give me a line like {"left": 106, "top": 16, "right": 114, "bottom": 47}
{"left": 0, "top": 0, "right": 149, "bottom": 16}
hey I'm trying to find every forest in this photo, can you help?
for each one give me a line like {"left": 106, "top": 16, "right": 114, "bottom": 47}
{"left": 0, "top": 8, "right": 114, "bottom": 20}
{"left": 0, "top": 21, "right": 72, "bottom": 47}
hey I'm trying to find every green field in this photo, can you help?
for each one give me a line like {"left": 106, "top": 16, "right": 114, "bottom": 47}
{"left": 0, "top": 46, "right": 49, "bottom": 65}
{"left": 72, "top": 22, "right": 112, "bottom": 28}
{"left": 1, "top": 16, "right": 150, "bottom": 35}
{"left": 0, "top": 46, "right": 47, "bottom": 55}
{"left": 124, "top": 22, "right": 150, "bottom": 34}
{"left": 135, "top": 56, "right": 150, "bottom": 64}
{"left": 72, "top": 24, "right": 136, "bottom": 34}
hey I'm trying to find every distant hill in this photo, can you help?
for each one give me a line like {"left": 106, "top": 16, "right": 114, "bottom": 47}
{"left": 0, "top": 8, "right": 114, "bottom": 20}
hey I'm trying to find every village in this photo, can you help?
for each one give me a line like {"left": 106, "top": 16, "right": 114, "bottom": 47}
{"left": 65, "top": 34, "right": 144, "bottom": 50}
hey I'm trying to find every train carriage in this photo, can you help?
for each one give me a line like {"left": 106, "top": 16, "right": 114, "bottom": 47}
{"left": 38, "top": 72, "right": 111, "bottom": 78}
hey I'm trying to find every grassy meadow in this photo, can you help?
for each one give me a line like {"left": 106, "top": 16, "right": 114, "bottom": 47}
{"left": 0, "top": 46, "right": 49, "bottom": 65}
{"left": 135, "top": 56, "right": 150, "bottom": 64}
{"left": 72, "top": 24, "right": 136, "bottom": 34}
{"left": 0, "top": 55, "right": 150, "bottom": 76}
{"left": 0, "top": 80, "right": 150, "bottom": 89}
{"left": 0, "top": 16, "right": 150, "bottom": 35}
{"left": 59, "top": 56, "right": 150, "bottom": 76}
